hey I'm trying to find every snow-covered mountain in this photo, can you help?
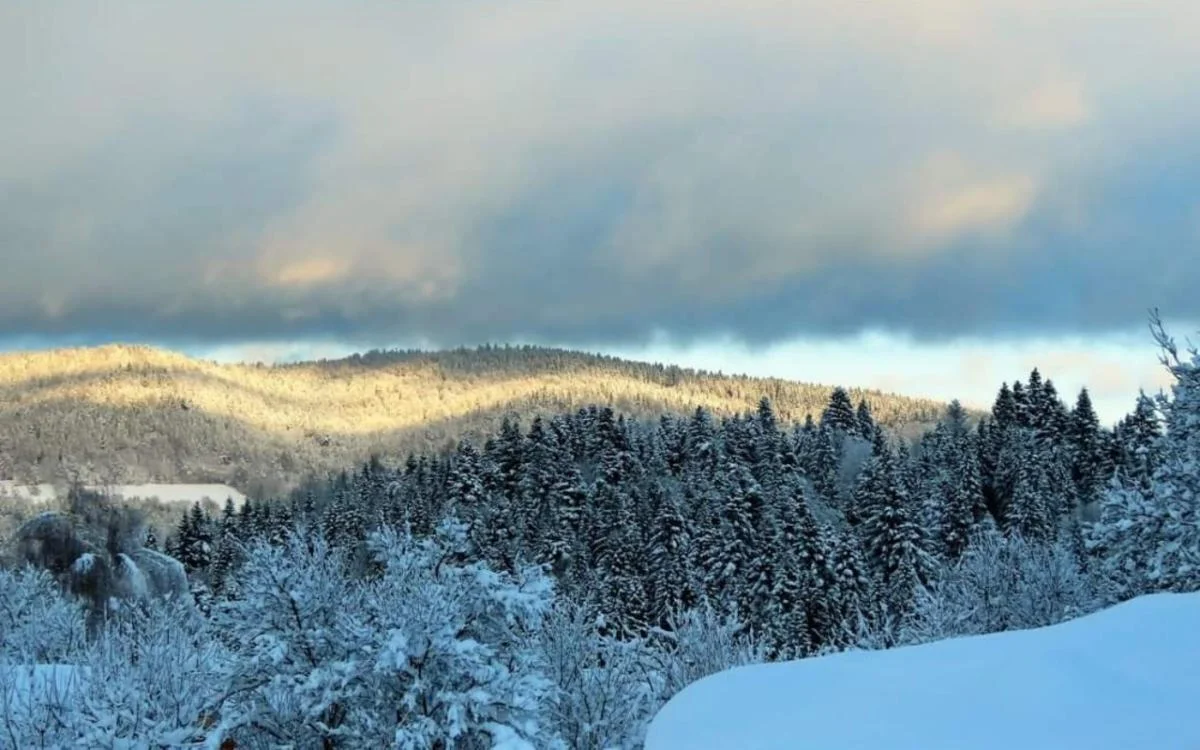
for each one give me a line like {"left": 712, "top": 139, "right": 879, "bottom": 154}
{"left": 647, "top": 593, "right": 1200, "bottom": 750}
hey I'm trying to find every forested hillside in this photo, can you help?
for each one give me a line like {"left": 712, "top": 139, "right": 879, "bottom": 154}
{"left": 166, "top": 367, "right": 1148, "bottom": 651}
{"left": 0, "top": 343, "right": 952, "bottom": 492}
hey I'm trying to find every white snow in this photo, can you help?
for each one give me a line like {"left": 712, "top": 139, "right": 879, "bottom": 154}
{"left": 0, "top": 481, "right": 246, "bottom": 507}
{"left": 0, "top": 664, "right": 90, "bottom": 716}
{"left": 646, "top": 593, "right": 1200, "bottom": 750}
{"left": 72, "top": 552, "right": 97, "bottom": 574}
{"left": 118, "top": 553, "right": 149, "bottom": 599}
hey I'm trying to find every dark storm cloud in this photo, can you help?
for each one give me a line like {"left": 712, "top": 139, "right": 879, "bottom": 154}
{"left": 2, "top": 1, "right": 1199, "bottom": 348}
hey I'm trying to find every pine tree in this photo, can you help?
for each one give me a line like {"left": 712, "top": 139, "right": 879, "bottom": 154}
{"left": 1026, "top": 368, "right": 1046, "bottom": 432}
{"left": 646, "top": 486, "right": 695, "bottom": 627}
{"left": 856, "top": 399, "right": 876, "bottom": 440}
{"left": 992, "top": 383, "right": 1017, "bottom": 428}
{"left": 587, "top": 477, "right": 648, "bottom": 636}
{"left": 807, "top": 424, "right": 840, "bottom": 505}
{"left": 940, "top": 436, "right": 987, "bottom": 559}
{"left": 447, "top": 440, "right": 488, "bottom": 516}
{"left": 757, "top": 396, "right": 779, "bottom": 437}
{"left": 772, "top": 485, "right": 838, "bottom": 652}
{"left": 1036, "top": 379, "right": 1071, "bottom": 445}
{"left": 1070, "top": 388, "right": 1107, "bottom": 506}
{"left": 849, "top": 449, "right": 888, "bottom": 527}
{"left": 209, "top": 515, "right": 240, "bottom": 598}
{"left": 1005, "top": 445, "right": 1054, "bottom": 540}
{"left": 821, "top": 387, "right": 858, "bottom": 434}
{"left": 704, "top": 461, "right": 771, "bottom": 622}
{"left": 826, "top": 531, "right": 871, "bottom": 647}
{"left": 1121, "top": 390, "right": 1163, "bottom": 485}
{"left": 944, "top": 399, "right": 969, "bottom": 437}
{"left": 859, "top": 449, "right": 936, "bottom": 617}
{"left": 1011, "top": 381, "right": 1030, "bottom": 428}
{"left": 1090, "top": 318, "right": 1200, "bottom": 597}
{"left": 177, "top": 502, "right": 213, "bottom": 573}
{"left": 490, "top": 416, "right": 525, "bottom": 502}
{"left": 752, "top": 397, "right": 784, "bottom": 494}
{"left": 269, "top": 504, "right": 293, "bottom": 547}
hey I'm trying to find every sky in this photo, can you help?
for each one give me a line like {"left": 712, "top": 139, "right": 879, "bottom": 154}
{"left": 2, "top": 2, "right": 1198, "bottom": 424}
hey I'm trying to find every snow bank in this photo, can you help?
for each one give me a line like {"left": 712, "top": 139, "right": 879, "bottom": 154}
{"left": 0, "top": 481, "right": 246, "bottom": 507}
{"left": 646, "top": 593, "right": 1200, "bottom": 750}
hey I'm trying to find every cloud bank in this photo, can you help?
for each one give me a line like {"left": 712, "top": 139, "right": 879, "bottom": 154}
{"left": 2, "top": 1, "right": 1199, "bottom": 347}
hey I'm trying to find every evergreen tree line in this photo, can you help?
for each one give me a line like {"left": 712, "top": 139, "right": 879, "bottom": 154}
{"left": 167, "top": 365, "right": 1168, "bottom": 659}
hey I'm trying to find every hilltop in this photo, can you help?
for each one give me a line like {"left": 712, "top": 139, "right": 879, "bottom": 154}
{"left": 0, "top": 343, "right": 954, "bottom": 494}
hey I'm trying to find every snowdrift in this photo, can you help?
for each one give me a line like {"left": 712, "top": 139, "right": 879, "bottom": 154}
{"left": 646, "top": 593, "right": 1200, "bottom": 750}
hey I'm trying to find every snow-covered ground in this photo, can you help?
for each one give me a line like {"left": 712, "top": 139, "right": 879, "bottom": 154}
{"left": 647, "top": 593, "right": 1200, "bottom": 750}
{"left": 0, "top": 481, "right": 245, "bottom": 507}
{"left": 0, "top": 664, "right": 89, "bottom": 722}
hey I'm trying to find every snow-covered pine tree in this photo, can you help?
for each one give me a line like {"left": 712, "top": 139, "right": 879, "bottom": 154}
{"left": 944, "top": 399, "right": 969, "bottom": 437}
{"left": 1090, "top": 315, "right": 1200, "bottom": 598}
{"left": 177, "top": 502, "right": 213, "bottom": 573}
{"left": 1120, "top": 389, "right": 1163, "bottom": 486}
{"left": 1004, "top": 439, "right": 1055, "bottom": 541}
{"left": 1011, "top": 380, "right": 1030, "bottom": 428}
{"left": 825, "top": 531, "right": 872, "bottom": 648}
{"left": 752, "top": 397, "right": 784, "bottom": 496}
{"left": 489, "top": 415, "right": 526, "bottom": 503}
{"left": 646, "top": 485, "right": 696, "bottom": 628}
{"left": 696, "top": 461, "right": 770, "bottom": 622}
{"left": 1037, "top": 378, "right": 1071, "bottom": 447}
{"left": 821, "top": 386, "right": 858, "bottom": 435}
{"left": 208, "top": 498, "right": 241, "bottom": 598}
{"left": 806, "top": 424, "right": 840, "bottom": 505}
{"left": 859, "top": 448, "right": 936, "bottom": 617}
{"left": 447, "top": 440, "right": 488, "bottom": 519}
{"left": 856, "top": 399, "right": 876, "bottom": 440}
{"left": 939, "top": 434, "right": 987, "bottom": 559}
{"left": 1070, "top": 388, "right": 1107, "bottom": 506}
{"left": 770, "top": 484, "right": 838, "bottom": 654}
{"left": 992, "top": 382, "right": 1018, "bottom": 429}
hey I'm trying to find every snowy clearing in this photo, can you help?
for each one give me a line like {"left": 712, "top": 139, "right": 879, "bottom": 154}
{"left": 646, "top": 593, "right": 1200, "bottom": 750}
{"left": 0, "top": 481, "right": 246, "bottom": 507}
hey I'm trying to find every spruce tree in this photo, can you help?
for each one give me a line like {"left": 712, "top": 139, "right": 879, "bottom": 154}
{"left": 821, "top": 387, "right": 858, "bottom": 434}
{"left": 860, "top": 449, "right": 935, "bottom": 617}
{"left": 1005, "top": 445, "right": 1054, "bottom": 540}
{"left": 939, "top": 436, "right": 986, "bottom": 559}
{"left": 447, "top": 441, "right": 487, "bottom": 517}
{"left": 1011, "top": 381, "right": 1030, "bottom": 428}
{"left": 1121, "top": 390, "right": 1163, "bottom": 485}
{"left": 646, "top": 486, "right": 695, "bottom": 628}
{"left": 827, "top": 531, "right": 871, "bottom": 648}
{"left": 1070, "top": 388, "right": 1106, "bottom": 506}
{"left": 944, "top": 399, "right": 969, "bottom": 437}
{"left": 856, "top": 399, "right": 876, "bottom": 440}
{"left": 1091, "top": 320, "right": 1200, "bottom": 597}
{"left": 177, "top": 502, "right": 213, "bottom": 573}
{"left": 992, "top": 383, "right": 1017, "bottom": 428}
{"left": 807, "top": 424, "right": 840, "bottom": 505}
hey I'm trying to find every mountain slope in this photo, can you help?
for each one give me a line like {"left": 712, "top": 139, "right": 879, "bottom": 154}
{"left": 647, "top": 593, "right": 1200, "bottom": 750}
{"left": 0, "top": 344, "right": 954, "bottom": 492}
